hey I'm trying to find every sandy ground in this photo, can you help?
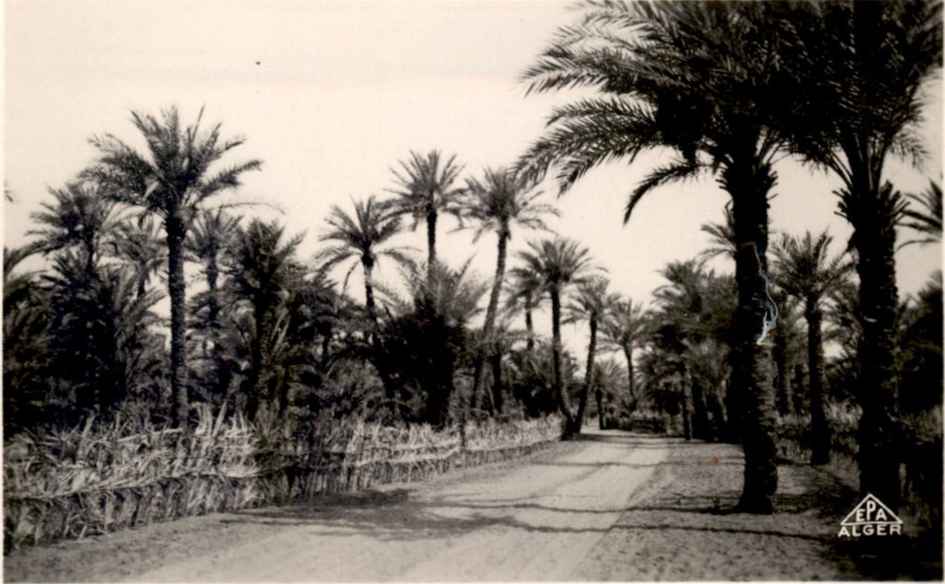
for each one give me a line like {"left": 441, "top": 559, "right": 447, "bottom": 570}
{"left": 5, "top": 428, "right": 939, "bottom": 582}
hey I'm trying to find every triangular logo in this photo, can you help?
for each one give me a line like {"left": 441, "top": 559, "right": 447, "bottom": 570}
{"left": 840, "top": 494, "right": 902, "bottom": 526}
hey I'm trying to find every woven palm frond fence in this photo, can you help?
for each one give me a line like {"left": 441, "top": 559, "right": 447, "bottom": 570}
{"left": 4, "top": 408, "right": 562, "bottom": 551}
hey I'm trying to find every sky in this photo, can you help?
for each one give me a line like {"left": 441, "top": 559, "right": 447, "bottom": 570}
{"left": 4, "top": 0, "right": 943, "bottom": 358}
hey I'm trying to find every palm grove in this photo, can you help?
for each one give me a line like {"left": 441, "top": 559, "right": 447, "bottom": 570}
{"left": 4, "top": 0, "right": 942, "bottom": 517}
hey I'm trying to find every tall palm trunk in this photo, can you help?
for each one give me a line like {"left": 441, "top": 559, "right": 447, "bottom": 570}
{"left": 426, "top": 207, "right": 438, "bottom": 276}
{"left": 550, "top": 285, "right": 575, "bottom": 434}
{"left": 725, "top": 157, "right": 779, "bottom": 513}
{"left": 525, "top": 295, "right": 535, "bottom": 353}
{"left": 806, "top": 303, "right": 831, "bottom": 465}
{"left": 363, "top": 258, "right": 396, "bottom": 420}
{"left": 850, "top": 183, "right": 902, "bottom": 506}
{"left": 623, "top": 343, "right": 635, "bottom": 411}
{"left": 166, "top": 210, "right": 189, "bottom": 427}
{"left": 573, "top": 314, "right": 598, "bottom": 435}
{"left": 471, "top": 226, "right": 510, "bottom": 413}
{"left": 773, "top": 322, "right": 791, "bottom": 416}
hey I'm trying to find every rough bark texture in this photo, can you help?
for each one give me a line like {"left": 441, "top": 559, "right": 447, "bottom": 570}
{"left": 471, "top": 227, "right": 510, "bottom": 414}
{"left": 623, "top": 344, "right": 636, "bottom": 411}
{"left": 166, "top": 211, "right": 189, "bottom": 427}
{"left": 572, "top": 315, "right": 598, "bottom": 435}
{"left": 850, "top": 184, "right": 902, "bottom": 507}
{"left": 426, "top": 208, "right": 438, "bottom": 276}
{"left": 726, "top": 159, "right": 779, "bottom": 514}
{"left": 806, "top": 304, "right": 831, "bottom": 465}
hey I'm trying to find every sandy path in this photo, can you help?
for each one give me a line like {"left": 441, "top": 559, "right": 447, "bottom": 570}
{"left": 128, "top": 429, "right": 668, "bottom": 582}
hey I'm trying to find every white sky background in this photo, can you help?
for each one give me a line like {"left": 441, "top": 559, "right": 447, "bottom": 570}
{"left": 5, "top": 0, "right": 943, "bottom": 359}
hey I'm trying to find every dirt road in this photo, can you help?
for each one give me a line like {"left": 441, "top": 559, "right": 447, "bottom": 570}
{"left": 130, "top": 429, "right": 668, "bottom": 581}
{"left": 10, "top": 428, "right": 925, "bottom": 581}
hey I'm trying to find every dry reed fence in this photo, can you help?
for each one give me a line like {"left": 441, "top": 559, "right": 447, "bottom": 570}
{"left": 4, "top": 407, "right": 562, "bottom": 551}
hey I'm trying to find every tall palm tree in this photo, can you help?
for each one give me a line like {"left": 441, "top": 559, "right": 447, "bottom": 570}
{"left": 83, "top": 106, "right": 262, "bottom": 426}
{"left": 517, "top": 1, "right": 795, "bottom": 511}
{"left": 773, "top": 231, "right": 852, "bottom": 465}
{"left": 517, "top": 237, "right": 598, "bottom": 437}
{"left": 317, "top": 196, "right": 410, "bottom": 331}
{"left": 186, "top": 209, "right": 241, "bottom": 346}
{"left": 112, "top": 216, "right": 165, "bottom": 299}
{"left": 600, "top": 297, "right": 648, "bottom": 411}
{"left": 780, "top": 0, "right": 941, "bottom": 505}
{"left": 459, "top": 167, "right": 558, "bottom": 410}
{"left": 505, "top": 266, "right": 546, "bottom": 353}
{"left": 901, "top": 179, "right": 942, "bottom": 248}
{"left": 226, "top": 219, "right": 304, "bottom": 420}
{"left": 565, "top": 276, "right": 619, "bottom": 435}
{"left": 29, "top": 181, "right": 118, "bottom": 278}
{"left": 387, "top": 149, "right": 464, "bottom": 277}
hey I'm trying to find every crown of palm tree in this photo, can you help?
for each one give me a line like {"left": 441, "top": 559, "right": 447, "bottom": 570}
{"left": 516, "top": 237, "right": 600, "bottom": 289}
{"left": 564, "top": 275, "right": 619, "bottom": 325}
{"left": 227, "top": 219, "right": 305, "bottom": 302}
{"left": 186, "top": 208, "right": 241, "bottom": 264}
{"left": 83, "top": 106, "right": 262, "bottom": 218}
{"left": 381, "top": 258, "right": 489, "bottom": 327}
{"left": 387, "top": 149, "right": 465, "bottom": 228}
{"left": 900, "top": 179, "right": 942, "bottom": 248}
{"left": 29, "top": 182, "right": 118, "bottom": 257}
{"left": 459, "top": 167, "right": 559, "bottom": 241}
{"left": 600, "top": 297, "right": 647, "bottom": 352}
{"left": 772, "top": 231, "right": 852, "bottom": 305}
{"left": 504, "top": 266, "right": 547, "bottom": 310}
{"left": 517, "top": 1, "right": 796, "bottom": 222}
{"left": 316, "top": 195, "right": 413, "bottom": 290}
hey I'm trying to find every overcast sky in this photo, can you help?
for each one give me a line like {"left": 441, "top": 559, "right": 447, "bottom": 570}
{"left": 5, "top": 0, "right": 942, "bottom": 356}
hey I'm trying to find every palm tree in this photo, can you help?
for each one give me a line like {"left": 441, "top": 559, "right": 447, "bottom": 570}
{"left": 780, "top": 0, "right": 941, "bottom": 505}
{"left": 29, "top": 181, "right": 118, "bottom": 278}
{"left": 226, "top": 219, "right": 304, "bottom": 420}
{"left": 517, "top": 237, "right": 598, "bottom": 437}
{"left": 518, "top": 1, "right": 794, "bottom": 511}
{"left": 600, "top": 297, "right": 648, "bottom": 411}
{"left": 186, "top": 209, "right": 241, "bottom": 347}
{"left": 901, "top": 180, "right": 942, "bottom": 248}
{"left": 565, "top": 276, "right": 619, "bottom": 434}
{"left": 505, "top": 266, "right": 546, "bottom": 353}
{"left": 459, "top": 167, "right": 558, "bottom": 411}
{"left": 83, "top": 106, "right": 262, "bottom": 426}
{"left": 387, "top": 149, "right": 464, "bottom": 277}
{"left": 773, "top": 231, "right": 852, "bottom": 465}
{"left": 112, "top": 216, "right": 165, "bottom": 299}
{"left": 317, "top": 196, "right": 410, "bottom": 331}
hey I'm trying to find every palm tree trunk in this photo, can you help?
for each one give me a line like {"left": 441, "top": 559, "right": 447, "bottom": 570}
{"left": 680, "top": 382, "right": 692, "bottom": 440}
{"left": 426, "top": 208, "right": 438, "bottom": 276}
{"left": 725, "top": 159, "right": 779, "bottom": 513}
{"left": 166, "top": 210, "right": 189, "bottom": 427}
{"left": 623, "top": 344, "right": 635, "bottom": 411}
{"left": 489, "top": 352, "right": 504, "bottom": 415}
{"left": 525, "top": 296, "right": 535, "bottom": 353}
{"left": 550, "top": 285, "right": 574, "bottom": 434}
{"left": 573, "top": 315, "right": 598, "bottom": 435}
{"left": 851, "top": 186, "right": 902, "bottom": 506}
{"left": 773, "top": 321, "right": 791, "bottom": 416}
{"left": 363, "top": 259, "right": 396, "bottom": 420}
{"left": 806, "top": 303, "right": 831, "bottom": 465}
{"left": 471, "top": 227, "right": 510, "bottom": 414}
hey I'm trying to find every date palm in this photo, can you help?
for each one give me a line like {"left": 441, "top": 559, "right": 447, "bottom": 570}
{"left": 773, "top": 231, "right": 852, "bottom": 465}
{"left": 517, "top": 237, "right": 598, "bottom": 436}
{"left": 113, "top": 216, "right": 165, "bottom": 299}
{"left": 600, "top": 297, "right": 647, "bottom": 410}
{"left": 778, "top": 0, "right": 942, "bottom": 504}
{"left": 518, "top": 1, "right": 796, "bottom": 511}
{"left": 187, "top": 209, "right": 241, "bottom": 347}
{"left": 226, "top": 219, "right": 304, "bottom": 420}
{"left": 317, "top": 196, "right": 410, "bottom": 332}
{"left": 459, "top": 167, "right": 558, "bottom": 410}
{"left": 387, "top": 149, "right": 464, "bottom": 277}
{"left": 29, "top": 181, "right": 118, "bottom": 278}
{"left": 565, "top": 276, "right": 619, "bottom": 435}
{"left": 505, "top": 266, "right": 546, "bottom": 353}
{"left": 83, "top": 106, "right": 262, "bottom": 426}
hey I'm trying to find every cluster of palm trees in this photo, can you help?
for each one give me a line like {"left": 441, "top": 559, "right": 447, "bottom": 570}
{"left": 3, "top": 0, "right": 941, "bottom": 519}
{"left": 516, "top": 0, "right": 941, "bottom": 511}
